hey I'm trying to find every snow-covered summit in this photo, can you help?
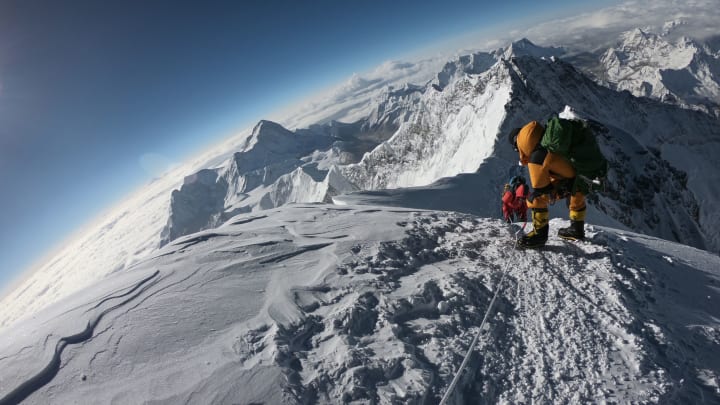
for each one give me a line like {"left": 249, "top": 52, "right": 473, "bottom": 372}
{"left": 1, "top": 205, "right": 718, "bottom": 403}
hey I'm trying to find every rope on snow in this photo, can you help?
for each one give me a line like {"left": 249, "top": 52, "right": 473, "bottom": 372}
{"left": 438, "top": 224, "right": 521, "bottom": 404}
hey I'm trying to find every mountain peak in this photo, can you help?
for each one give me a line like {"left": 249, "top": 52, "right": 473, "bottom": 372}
{"left": 252, "top": 120, "right": 293, "bottom": 137}
{"left": 620, "top": 28, "right": 651, "bottom": 44}
{"left": 512, "top": 37, "right": 536, "bottom": 48}
{"left": 240, "top": 119, "right": 298, "bottom": 151}
{"left": 502, "top": 38, "right": 565, "bottom": 59}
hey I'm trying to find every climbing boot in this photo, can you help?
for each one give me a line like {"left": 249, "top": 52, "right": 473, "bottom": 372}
{"left": 558, "top": 208, "right": 586, "bottom": 241}
{"left": 519, "top": 209, "right": 549, "bottom": 248}
{"left": 558, "top": 220, "right": 585, "bottom": 241}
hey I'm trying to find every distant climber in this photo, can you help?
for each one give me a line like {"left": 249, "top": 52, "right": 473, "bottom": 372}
{"left": 508, "top": 117, "right": 607, "bottom": 248}
{"left": 502, "top": 175, "right": 528, "bottom": 223}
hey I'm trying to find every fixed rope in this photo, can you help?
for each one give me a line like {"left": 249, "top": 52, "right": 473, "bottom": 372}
{"left": 438, "top": 225, "right": 522, "bottom": 405}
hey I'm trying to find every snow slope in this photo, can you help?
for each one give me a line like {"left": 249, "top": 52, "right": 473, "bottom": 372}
{"left": 1, "top": 204, "right": 718, "bottom": 404}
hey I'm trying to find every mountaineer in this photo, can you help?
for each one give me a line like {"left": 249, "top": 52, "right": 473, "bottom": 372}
{"left": 502, "top": 175, "right": 529, "bottom": 223}
{"left": 508, "top": 117, "right": 608, "bottom": 248}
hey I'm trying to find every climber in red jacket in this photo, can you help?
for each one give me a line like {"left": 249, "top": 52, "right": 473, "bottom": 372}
{"left": 502, "top": 175, "right": 529, "bottom": 223}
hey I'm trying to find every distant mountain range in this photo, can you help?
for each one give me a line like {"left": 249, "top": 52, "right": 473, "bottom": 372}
{"left": 569, "top": 25, "right": 720, "bottom": 116}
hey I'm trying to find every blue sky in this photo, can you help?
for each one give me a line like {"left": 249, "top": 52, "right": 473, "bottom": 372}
{"left": 0, "top": 0, "right": 613, "bottom": 290}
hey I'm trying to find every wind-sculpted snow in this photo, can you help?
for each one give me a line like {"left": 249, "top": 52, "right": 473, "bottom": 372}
{"left": 1, "top": 205, "right": 718, "bottom": 404}
{"left": 0, "top": 270, "right": 160, "bottom": 404}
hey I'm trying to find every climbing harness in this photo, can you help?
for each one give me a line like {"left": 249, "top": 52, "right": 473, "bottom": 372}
{"left": 438, "top": 225, "right": 522, "bottom": 404}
